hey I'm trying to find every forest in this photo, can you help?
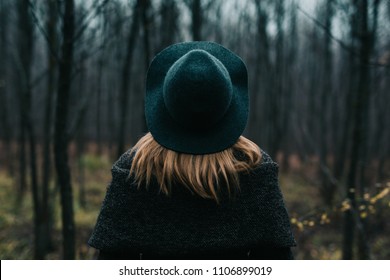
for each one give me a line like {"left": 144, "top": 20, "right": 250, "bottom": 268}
{"left": 0, "top": 0, "right": 389, "bottom": 260}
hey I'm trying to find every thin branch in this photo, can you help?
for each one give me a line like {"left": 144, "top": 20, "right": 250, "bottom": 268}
{"left": 298, "top": 6, "right": 351, "bottom": 50}
{"left": 73, "top": 0, "right": 110, "bottom": 42}
{"left": 28, "top": 0, "right": 60, "bottom": 62}
{"left": 297, "top": 6, "right": 390, "bottom": 68}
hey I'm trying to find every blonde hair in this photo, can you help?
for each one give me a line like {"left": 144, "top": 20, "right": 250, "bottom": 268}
{"left": 129, "top": 133, "right": 262, "bottom": 203}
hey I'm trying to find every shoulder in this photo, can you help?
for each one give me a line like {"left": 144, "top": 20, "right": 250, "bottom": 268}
{"left": 259, "top": 149, "right": 274, "bottom": 164}
{"left": 250, "top": 149, "right": 279, "bottom": 177}
{"left": 238, "top": 149, "right": 280, "bottom": 195}
{"left": 111, "top": 150, "right": 134, "bottom": 177}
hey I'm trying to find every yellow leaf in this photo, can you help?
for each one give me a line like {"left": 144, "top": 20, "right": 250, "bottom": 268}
{"left": 341, "top": 200, "right": 351, "bottom": 211}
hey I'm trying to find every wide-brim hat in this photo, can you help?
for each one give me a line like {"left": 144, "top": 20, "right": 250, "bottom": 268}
{"left": 145, "top": 41, "right": 248, "bottom": 155}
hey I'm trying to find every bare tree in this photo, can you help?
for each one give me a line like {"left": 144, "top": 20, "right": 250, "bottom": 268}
{"left": 140, "top": 0, "right": 152, "bottom": 133}
{"left": 95, "top": 6, "right": 108, "bottom": 155}
{"left": 41, "top": 0, "right": 59, "bottom": 255}
{"left": 76, "top": 59, "right": 88, "bottom": 210}
{"left": 0, "top": 0, "right": 13, "bottom": 175}
{"left": 343, "top": 0, "right": 372, "bottom": 260}
{"left": 16, "top": 0, "right": 47, "bottom": 259}
{"left": 191, "top": 0, "right": 202, "bottom": 41}
{"left": 159, "top": 0, "right": 179, "bottom": 50}
{"left": 281, "top": 0, "right": 298, "bottom": 171}
{"left": 252, "top": 0, "right": 271, "bottom": 144}
{"left": 54, "top": 0, "right": 76, "bottom": 260}
{"left": 268, "top": 0, "right": 285, "bottom": 159}
{"left": 116, "top": 0, "right": 141, "bottom": 158}
{"left": 318, "top": 0, "right": 335, "bottom": 205}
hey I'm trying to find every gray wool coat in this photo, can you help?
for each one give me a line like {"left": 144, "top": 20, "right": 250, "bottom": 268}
{"left": 88, "top": 150, "right": 296, "bottom": 259}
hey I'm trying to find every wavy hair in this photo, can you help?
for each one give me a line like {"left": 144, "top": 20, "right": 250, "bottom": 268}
{"left": 129, "top": 133, "right": 262, "bottom": 203}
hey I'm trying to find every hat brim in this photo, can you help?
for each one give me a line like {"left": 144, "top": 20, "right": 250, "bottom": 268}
{"left": 145, "top": 41, "right": 248, "bottom": 155}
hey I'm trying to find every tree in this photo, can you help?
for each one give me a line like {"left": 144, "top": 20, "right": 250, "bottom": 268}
{"left": 116, "top": 0, "right": 141, "bottom": 158}
{"left": 343, "top": 0, "right": 373, "bottom": 260}
{"left": 41, "top": 0, "right": 59, "bottom": 255}
{"left": 140, "top": 0, "right": 152, "bottom": 133}
{"left": 54, "top": 0, "right": 76, "bottom": 260}
{"left": 159, "top": 0, "right": 178, "bottom": 50}
{"left": 281, "top": 0, "right": 298, "bottom": 171}
{"left": 318, "top": 0, "right": 335, "bottom": 205}
{"left": 0, "top": 0, "right": 13, "bottom": 175}
{"left": 95, "top": 5, "right": 108, "bottom": 155}
{"left": 252, "top": 0, "right": 271, "bottom": 144}
{"left": 268, "top": 0, "right": 285, "bottom": 159}
{"left": 191, "top": 0, "right": 202, "bottom": 41}
{"left": 16, "top": 0, "right": 47, "bottom": 259}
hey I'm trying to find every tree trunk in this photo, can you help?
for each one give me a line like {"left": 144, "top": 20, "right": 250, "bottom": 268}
{"left": 253, "top": 0, "right": 271, "bottom": 145}
{"left": 96, "top": 59, "right": 103, "bottom": 155}
{"left": 191, "top": 0, "right": 202, "bottom": 41}
{"left": 116, "top": 0, "right": 141, "bottom": 158}
{"left": 319, "top": 0, "right": 334, "bottom": 205}
{"left": 0, "top": 0, "right": 13, "bottom": 176}
{"left": 77, "top": 134, "right": 86, "bottom": 210}
{"left": 96, "top": 11, "right": 107, "bottom": 156}
{"left": 16, "top": 0, "right": 46, "bottom": 259}
{"left": 268, "top": 0, "right": 285, "bottom": 160}
{"left": 140, "top": 0, "right": 151, "bottom": 134}
{"left": 355, "top": 0, "right": 374, "bottom": 260}
{"left": 141, "top": 0, "right": 151, "bottom": 71}
{"left": 41, "top": 0, "right": 58, "bottom": 255}
{"left": 343, "top": 0, "right": 371, "bottom": 260}
{"left": 159, "top": 0, "right": 178, "bottom": 50}
{"left": 17, "top": 118, "right": 27, "bottom": 201}
{"left": 54, "top": 0, "right": 76, "bottom": 260}
{"left": 281, "top": 1, "right": 298, "bottom": 171}
{"left": 76, "top": 65, "right": 87, "bottom": 210}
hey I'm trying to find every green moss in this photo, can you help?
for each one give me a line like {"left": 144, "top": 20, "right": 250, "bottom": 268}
{"left": 79, "top": 154, "right": 111, "bottom": 172}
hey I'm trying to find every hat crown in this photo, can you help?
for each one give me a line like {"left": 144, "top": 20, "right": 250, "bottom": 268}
{"left": 163, "top": 49, "right": 233, "bottom": 128}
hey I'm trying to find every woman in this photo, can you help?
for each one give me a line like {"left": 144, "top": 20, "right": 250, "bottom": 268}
{"left": 88, "top": 41, "right": 296, "bottom": 259}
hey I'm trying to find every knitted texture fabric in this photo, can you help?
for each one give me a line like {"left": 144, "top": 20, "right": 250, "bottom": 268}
{"left": 88, "top": 150, "right": 296, "bottom": 256}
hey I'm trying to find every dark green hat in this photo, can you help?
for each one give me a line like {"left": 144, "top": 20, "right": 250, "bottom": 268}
{"left": 145, "top": 41, "right": 248, "bottom": 155}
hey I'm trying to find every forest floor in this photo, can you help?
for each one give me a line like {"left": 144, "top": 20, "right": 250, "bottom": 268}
{"left": 0, "top": 152, "right": 389, "bottom": 260}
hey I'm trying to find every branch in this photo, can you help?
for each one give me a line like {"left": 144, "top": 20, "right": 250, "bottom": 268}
{"left": 27, "top": 0, "right": 60, "bottom": 63}
{"left": 297, "top": 6, "right": 390, "bottom": 68}
{"left": 73, "top": 0, "right": 110, "bottom": 42}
